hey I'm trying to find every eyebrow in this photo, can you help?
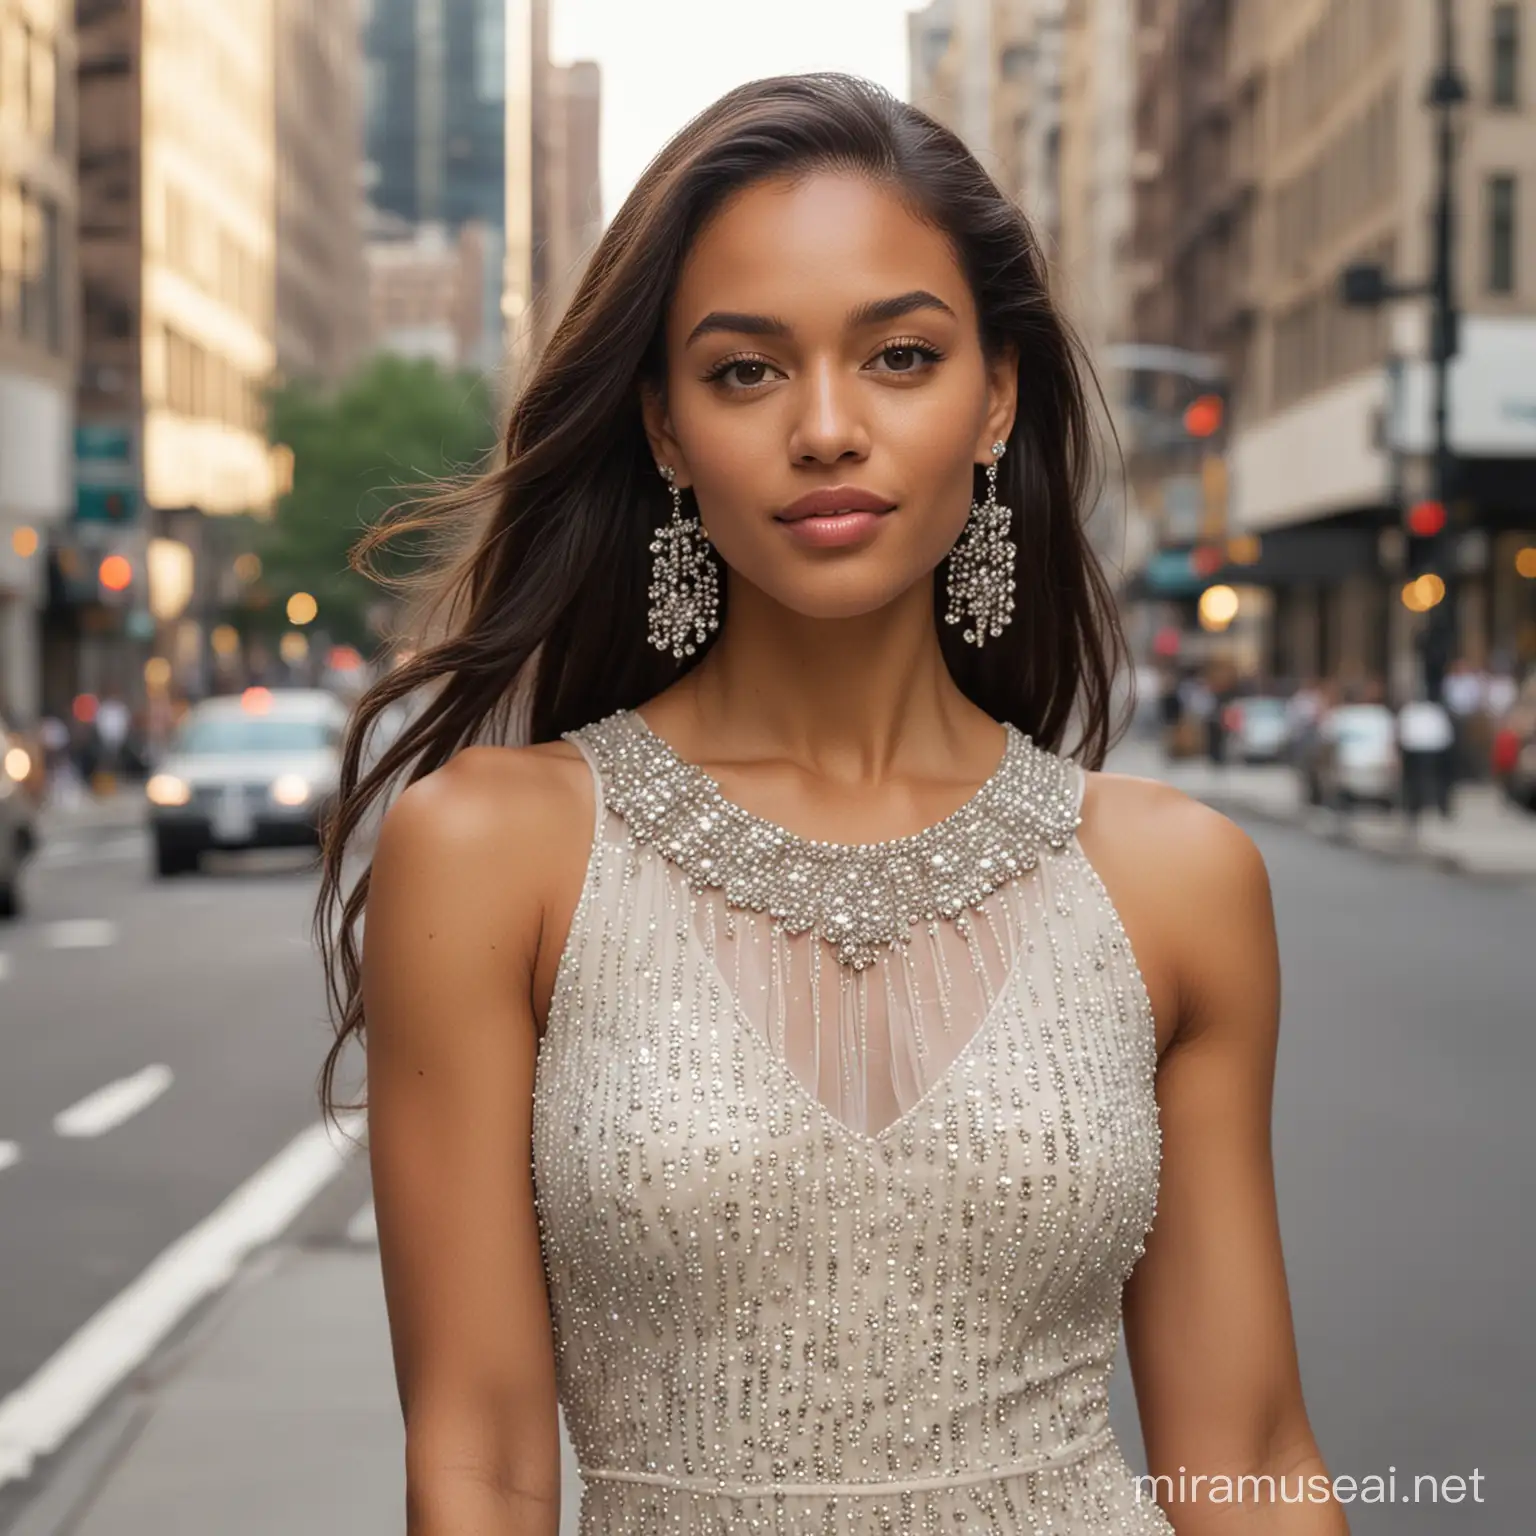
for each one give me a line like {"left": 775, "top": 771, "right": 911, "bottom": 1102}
{"left": 683, "top": 289, "right": 957, "bottom": 347}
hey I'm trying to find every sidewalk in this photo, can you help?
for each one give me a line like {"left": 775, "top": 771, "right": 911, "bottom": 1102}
{"left": 1107, "top": 736, "right": 1536, "bottom": 881}
{"left": 7, "top": 1237, "right": 585, "bottom": 1536}
{"left": 35, "top": 786, "right": 145, "bottom": 843}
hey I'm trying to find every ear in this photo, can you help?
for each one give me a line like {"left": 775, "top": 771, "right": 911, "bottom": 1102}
{"left": 639, "top": 382, "right": 691, "bottom": 487}
{"left": 975, "top": 341, "right": 1019, "bottom": 461}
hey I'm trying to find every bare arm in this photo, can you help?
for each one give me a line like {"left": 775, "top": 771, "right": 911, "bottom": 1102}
{"left": 363, "top": 747, "right": 584, "bottom": 1534}
{"left": 1102, "top": 784, "right": 1348, "bottom": 1534}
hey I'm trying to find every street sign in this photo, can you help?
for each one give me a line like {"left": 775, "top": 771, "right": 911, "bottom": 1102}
{"left": 74, "top": 422, "right": 138, "bottom": 525}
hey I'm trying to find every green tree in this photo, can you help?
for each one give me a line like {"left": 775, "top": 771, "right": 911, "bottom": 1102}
{"left": 250, "top": 354, "right": 500, "bottom": 648}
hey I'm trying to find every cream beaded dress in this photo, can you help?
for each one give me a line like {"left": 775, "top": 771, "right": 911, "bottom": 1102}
{"left": 532, "top": 709, "right": 1173, "bottom": 1534}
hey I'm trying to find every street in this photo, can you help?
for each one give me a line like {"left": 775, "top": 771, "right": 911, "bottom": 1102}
{"left": 2, "top": 780, "right": 1533, "bottom": 1534}
{"left": 0, "top": 824, "right": 367, "bottom": 1525}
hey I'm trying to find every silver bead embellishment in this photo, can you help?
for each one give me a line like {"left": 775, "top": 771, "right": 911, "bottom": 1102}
{"left": 945, "top": 439, "right": 1017, "bottom": 647}
{"left": 575, "top": 709, "right": 1081, "bottom": 970}
{"left": 647, "top": 464, "right": 720, "bottom": 660}
{"left": 531, "top": 705, "right": 1171, "bottom": 1528}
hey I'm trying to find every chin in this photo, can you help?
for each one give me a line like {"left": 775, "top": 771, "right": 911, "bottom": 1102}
{"left": 752, "top": 563, "right": 933, "bottom": 625}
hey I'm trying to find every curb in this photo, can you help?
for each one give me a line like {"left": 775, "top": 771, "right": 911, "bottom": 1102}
{"left": 1192, "top": 790, "right": 1530, "bottom": 883}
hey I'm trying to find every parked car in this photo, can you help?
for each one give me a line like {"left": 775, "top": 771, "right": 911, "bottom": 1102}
{"left": 1222, "top": 695, "right": 1292, "bottom": 764}
{"left": 0, "top": 712, "right": 39, "bottom": 919}
{"left": 1304, "top": 703, "right": 1400, "bottom": 809}
{"left": 144, "top": 687, "right": 349, "bottom": 877}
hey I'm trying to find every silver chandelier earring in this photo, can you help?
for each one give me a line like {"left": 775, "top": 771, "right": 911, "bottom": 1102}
{"left": 648, "top": 464, "right": 720, "bottom": 659}
{"left": 944, "top": 439, "right": 1017, "bottom": 648}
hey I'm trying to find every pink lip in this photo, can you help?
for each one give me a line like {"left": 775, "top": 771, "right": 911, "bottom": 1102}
{"left": 777, "top": 509, "right": 888, "bottom": 548}
{"left": 773, "top": 485, "right": 896, "bottom": 549}
{"left": 775, "top": 485, "right": 897, "bottom": 522}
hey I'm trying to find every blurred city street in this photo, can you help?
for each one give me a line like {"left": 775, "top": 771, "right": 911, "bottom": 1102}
{"left": 1, "top": 0, "right": 1535, "bottom": 1532}
{"left": 1, "top": 763, "right": 1533, "bottom": 1534}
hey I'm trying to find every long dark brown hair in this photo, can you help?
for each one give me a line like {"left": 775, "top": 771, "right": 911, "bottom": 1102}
{"left": 315, "top": 72, "right": 1128, "bottom": 1128}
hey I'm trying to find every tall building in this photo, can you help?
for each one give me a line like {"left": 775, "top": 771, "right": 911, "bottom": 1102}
{"left": 363, "top": 0, "right": 508, "bottom": 372}
{"left": 0, "top": 0, "right": 75, "bottom": 726}
{"left": 1058, "top": 0, "right": 1137, "bottom": 354}
{"left": 1056, "top": 0, "right": 1141, "bottom": 573}
{"left": 55, "top": 0, "right": 285, "bottom": 718}
{"left": 362, "top": 0, "right": 601, "bottom": 383}
{"left": 528, "top": 55, "right": 601, "bottom": 353}
{"left": 366, "top": 209, "right": 491, "bottom": 366}
{"left": 907, "top": 0, "right": 1066, "bottom": 251}
{"left": 275, "top": 0, "right": 369, "bottom": 383}
{"left": 1130, "top": 0, "right": 1536, "bottom": 688}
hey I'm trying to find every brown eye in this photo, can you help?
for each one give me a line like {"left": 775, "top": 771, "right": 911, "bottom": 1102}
{"left": 867, "top": 342, "right": 943, "bottom": 375}
{"left": 729, "top": 361, "right": 770, "bottom": 387}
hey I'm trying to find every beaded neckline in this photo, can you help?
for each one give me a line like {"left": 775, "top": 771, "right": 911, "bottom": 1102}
{"left": 568, "top": 708, "right": 1083, "bottom": 969}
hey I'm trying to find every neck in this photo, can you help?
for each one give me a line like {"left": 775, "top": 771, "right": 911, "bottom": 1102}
{"left": 666, "top": 574, "right": 995, "bottom": 783}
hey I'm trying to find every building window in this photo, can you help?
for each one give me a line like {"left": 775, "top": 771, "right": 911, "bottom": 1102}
{"left": 1491, "top": 4, "right": 1520, "bottom": 108}
{"left": 29, "top": 28, "right": 56, "bottom": 144}
{"left": 0, "top": 179, "right": 62, "bottom": 354}
{"left": 474, "top": 0, "right": 504, "bottom": 102}
{"left": 1487, "top": 173, "right": 1517, "bottom": 294}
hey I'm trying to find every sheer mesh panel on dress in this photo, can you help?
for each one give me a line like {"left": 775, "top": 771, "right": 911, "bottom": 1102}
{"left": 688, "top": 884, "right": 1020, "bottom": 1138}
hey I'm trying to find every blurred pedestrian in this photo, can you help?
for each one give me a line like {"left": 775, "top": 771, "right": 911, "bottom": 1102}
{"left": 1285, "top": 677, "right": 1324, "bottom": 767}
{"left": 38, "top": 714, "right": 85, "bottom": 808}
{"left": 1442, "top": 658, "right": 1486, "bottom": 783}
{"left": 93, "top": 689, "right": 131, "bottom": 788}
{"left": 1397, "top": 685, "right": 1456, "bottom": 829}
{"left": 1157, "top": 667, "right": 1182, "bottom": 757}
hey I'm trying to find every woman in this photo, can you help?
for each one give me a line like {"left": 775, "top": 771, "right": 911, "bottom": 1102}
{"left": 319, "top": 75, "right": 1345, "bottom": 1535}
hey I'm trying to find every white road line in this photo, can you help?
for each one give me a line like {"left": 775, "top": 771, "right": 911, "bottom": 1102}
{"left": 346, "top": 1200, "right": 377, "bottom": 1244}
{"left": 39, "top": 920, "right": 119, "bottom": 950}
{"left": 0, "top": 1111, "right": 363, "bottom": 1488}
{"left": 0, "top": 1141, "right": 19, "bottom": 1173}
{"left": 54, "top": 1066, "right": 174, "bottom": 1139}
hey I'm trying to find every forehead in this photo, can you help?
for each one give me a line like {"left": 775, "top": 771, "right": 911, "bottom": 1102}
{"left": 670, "top": 172, "right": 974, "bottom": 335}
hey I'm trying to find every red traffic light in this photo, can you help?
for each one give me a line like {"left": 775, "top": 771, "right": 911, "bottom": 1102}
{"left": 1183, "top": 394, "right": 1224, "bottom": 439}
{"left": 1407, "top": 500, "right": 1447, "bottom": 537}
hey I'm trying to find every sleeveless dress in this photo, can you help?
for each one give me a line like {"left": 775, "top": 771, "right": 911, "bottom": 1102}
{"left": 532, "top": 709, "right": 1173, "bottom": 1534}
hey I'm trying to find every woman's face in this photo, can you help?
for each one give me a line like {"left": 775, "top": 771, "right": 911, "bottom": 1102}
{"left": 643, "top": 171, "right": 1017, "bottom": 624}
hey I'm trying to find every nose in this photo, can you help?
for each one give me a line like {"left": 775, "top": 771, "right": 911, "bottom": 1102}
{"left": 787, "top": 357, "right": 871, "bottom": 467}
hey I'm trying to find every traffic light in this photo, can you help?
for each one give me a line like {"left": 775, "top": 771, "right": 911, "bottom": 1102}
{"left": 1405, "top": 501, "right": 1447, "bottom": 577}
{"left": 1183, "top": 393, "right": 1225, "bottom": 439}
{"left": 97, "top": 553, "right": 134, "bottom": 604}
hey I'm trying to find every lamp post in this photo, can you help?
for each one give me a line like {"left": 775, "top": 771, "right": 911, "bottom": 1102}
{"left": 1340, "top": 0, "right": 1466, "bottom": 704}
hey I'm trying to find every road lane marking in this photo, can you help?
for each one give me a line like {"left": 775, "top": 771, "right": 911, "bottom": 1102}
{"left": 346, "top": 1200, "right": 377, "bottom": 1243}
{"left": 0, "top": 1142, "right": 18, "bottom": 1173}
{"left": 39, "top": 920, "right": 118, "bottom": 950}
{"left": 54, "top": 1066, "right": 174, "bottom": 1139}
{"left": 0, "top": 1111, "right": 363, "bottom": 1488}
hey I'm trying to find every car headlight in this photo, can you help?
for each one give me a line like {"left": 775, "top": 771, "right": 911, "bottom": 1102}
{"left": 270, "top": 774, "right": 312, "bottom": 807}
{"left": 4, "top": 745, "right": 30, "bottom": 782}
{"left": 146, "top": 773, "right": 192, "bottom": 807}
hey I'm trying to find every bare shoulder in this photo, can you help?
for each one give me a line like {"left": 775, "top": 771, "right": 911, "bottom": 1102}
{"left": 1080, "top": 769, "right": 1268, "bottom": 893}
{"left": 377, "top": 739, "right": 590, "bottom": 864}
{"left": 369, "top": 740, "right": 596, "bottom": 1021}
{"left": 1075, "top": 768, "right": 1274, "bottom": 1054}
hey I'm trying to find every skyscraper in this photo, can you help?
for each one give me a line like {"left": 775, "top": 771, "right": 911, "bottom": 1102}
{"left": 363, "top": 0, "right": 507, "bottom": 370}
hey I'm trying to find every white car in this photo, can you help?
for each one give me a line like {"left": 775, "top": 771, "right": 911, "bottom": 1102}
{"left": 1314, "top": 704, "right": 1400, "bottom": 809}
{"left": 1223, "top": 695, "right": 1292, "bottom": 764}
{"left": 144, "top": 688, "right": 350, "bottom": 877}
{"left": 0, "top": 713, "right": 38, "bottom": 918}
